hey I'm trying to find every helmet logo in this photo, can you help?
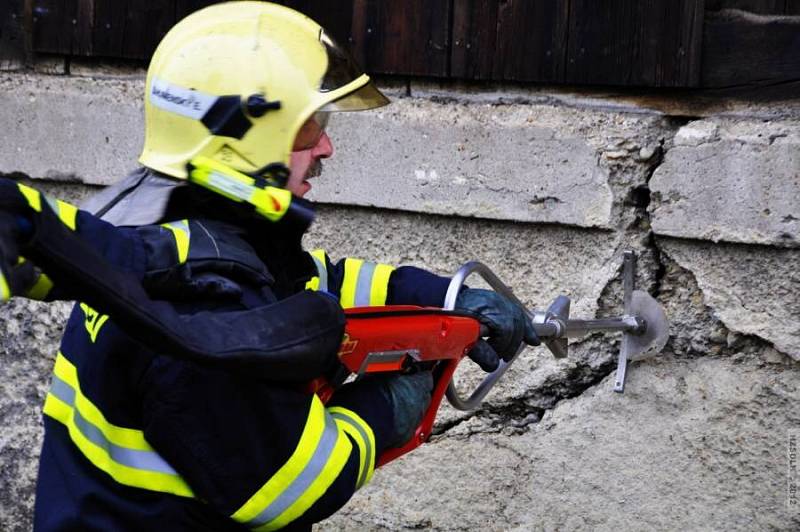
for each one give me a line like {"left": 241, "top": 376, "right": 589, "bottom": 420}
{"left": 150, "top": 77, "right": 277, "bottom": 140}
{"left": 150, "top": 77, "right": 216, "bottom": 120}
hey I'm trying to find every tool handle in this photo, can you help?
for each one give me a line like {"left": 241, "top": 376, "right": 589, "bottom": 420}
{"left": 442, "top": 261, "right": 536, "bottom": 411}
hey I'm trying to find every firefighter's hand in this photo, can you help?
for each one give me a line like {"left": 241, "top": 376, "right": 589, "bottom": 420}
{"left": 456, "top": 288, "right": 540, "bottom": 372}
{"left": 0, "top": 212, "right": 34, "bottom": 303}
{"left": 0, "top": 179, "right": 35, "bottom": 303}
{"left": 379, "top": 371, "right": 433, "bottom": 448}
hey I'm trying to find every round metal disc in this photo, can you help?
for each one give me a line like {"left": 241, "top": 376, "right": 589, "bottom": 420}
{"left": 627, "top": 290, "right": 670, "bottom": 361}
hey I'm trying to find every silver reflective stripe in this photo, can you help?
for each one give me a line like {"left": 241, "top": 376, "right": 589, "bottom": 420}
{"left": 247, "top": 414, "right": 340, "bottom": 527}
{"left": 354, "top": 262, "right": 376, "bottom": 307}
{"left": 164, "top": 219, "right": 190, "bottom": 236}
{"left": 331, "top": 412, "right": 372, "bottom": 489}
{"left": 49, "top": 374, "right": 181, "bottom": 475}
{"left": 45, "top": 196, "right": 59, "bottom": 214}
{"left": 311, "top": 254, "right": 328, "bottom": 292}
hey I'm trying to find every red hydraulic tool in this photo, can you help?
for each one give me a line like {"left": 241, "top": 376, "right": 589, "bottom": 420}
{"left": 309, "top": 252, "right": 670, "bottom": 466}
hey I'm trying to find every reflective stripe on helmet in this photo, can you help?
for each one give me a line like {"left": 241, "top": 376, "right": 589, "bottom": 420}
{"left": 231, "top": 395, "right": 352, "bottom": 531}
{"left": 43, "top": 352, "right": 194, "bottom": 498}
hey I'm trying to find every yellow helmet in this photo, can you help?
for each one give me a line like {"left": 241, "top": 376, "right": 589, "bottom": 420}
{"left": 139, "top": 1, "right": 388, "bottom": 182}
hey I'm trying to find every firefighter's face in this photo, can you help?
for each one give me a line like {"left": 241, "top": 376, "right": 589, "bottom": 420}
{"left": 287, "top": 116, "right": 334, "bottom": 198}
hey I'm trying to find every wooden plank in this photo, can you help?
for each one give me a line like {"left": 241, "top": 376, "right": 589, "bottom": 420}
{"left": 73, "top": 0, "right": 93, "bottom": 55}
{"left": 174, "top": 0, "right": 220, "bottom": 24}
{"left": 93, "top": 0, "right": 129, "bottom": 57}
{"left": 565, "top": 0, "right": 704, "bottom": 88}
{"left": 96, "top": 0, "right": 175, "bottom": 60}
{"left": 706, "top": 0, "right": 788, "bottom": 13}
{"left": 282, "top": 0, "right": 354, "bottom": 47}
{"left": 32, "top": 0, "right": 77, "bottom": 54}
{"left": 0, "top": 0, "right": 26, "bottom": 69}
{"left": 451, "top": 0, "right": 499, "bottom": 80}
{"left": 493, "top": 0, "right": 570, "bottom": 82}
{"left": 352, "top": 0, "right": 450, "bottom": 76}
{"left": 701, "top": 8, "right": 800, "bottom": 87}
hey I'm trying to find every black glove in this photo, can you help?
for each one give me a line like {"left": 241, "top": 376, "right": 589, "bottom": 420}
{"left": 0, "top": 180, "right": 37, "bottom": 302}
{"left": 456, "top": 288, "right": 540, "bottom": 372}
{"left": 378, "top": 371, "right": 434, "bottom": 448}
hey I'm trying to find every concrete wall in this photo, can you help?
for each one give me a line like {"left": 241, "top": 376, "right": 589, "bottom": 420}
{"left": 1, "top": 68, "right": 798, "bottom": 531}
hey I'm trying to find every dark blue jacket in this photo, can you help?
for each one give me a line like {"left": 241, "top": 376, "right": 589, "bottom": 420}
{"left": 30, "top": 191, "right": 450, "bottom": 531}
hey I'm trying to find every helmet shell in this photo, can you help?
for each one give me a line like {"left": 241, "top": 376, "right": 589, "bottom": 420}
{"left": 139, "top": 1, "right": 382, "bottom": 179}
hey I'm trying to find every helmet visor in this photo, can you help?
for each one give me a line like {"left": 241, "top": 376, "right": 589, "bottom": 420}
{"left": 318, "top": 30, "right": 390, "bottom": 112}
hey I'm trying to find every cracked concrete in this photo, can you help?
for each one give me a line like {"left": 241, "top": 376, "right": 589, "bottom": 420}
{"left": 650, "top": 118, "right": 800, "bottom": 247}
{"left": 1, "top": 71, "right": 799, "bottom": 530}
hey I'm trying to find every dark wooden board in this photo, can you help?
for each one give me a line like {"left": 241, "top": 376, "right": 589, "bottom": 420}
{"left": 565, "top": 0, "right": 704, "bottom": 87}
{"left": 32, "top": 0, "right": 78, "bottom": 54}
{"left": 282, "top": 0, "right": 354, "bottom": 47}
{"left": 174, "top": 0, "right": 220, "bottom": 23}
{"left": 451, "top": 0, "right": 499, "bottom": 80}
{"left": 785, "top": 1, "right": 800, "bottom": 14}
{"left": 352, "top": 0, "right": 450, "bottom": 76}
{"left": 701, "top": 8, "right": 800, "bottom": 87}
{"left": 706, "top": 0, "right": 789, "bottom": 13}
{"left": 0, "top": 0, "right": 26, "bottom": 68}
{"left": 493, "top": 0, "right": 570, "bottom": 82}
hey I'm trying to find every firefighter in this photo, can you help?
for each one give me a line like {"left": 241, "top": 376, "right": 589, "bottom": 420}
{"left": 0, "top": 2, "right": 539, "bottom": 530}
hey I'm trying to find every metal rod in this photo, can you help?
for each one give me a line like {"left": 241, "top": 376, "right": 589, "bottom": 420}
{"left": 614, "top": 251, "right": 637, "bottom": 393}
{"left": 564, "top": 316, "right": 642, "bottom": 336}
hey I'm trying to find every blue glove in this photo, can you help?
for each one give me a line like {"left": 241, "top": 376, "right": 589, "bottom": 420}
{"left": 456, "top": 288, "right": 540, "bottom": 372}
{"left": 378, "top": 371, "right": 433, "bottom": 448}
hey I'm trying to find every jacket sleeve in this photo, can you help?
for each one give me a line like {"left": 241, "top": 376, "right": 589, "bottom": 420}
{"left": 141, "top": 353, "right": 397, "bottom": 531}
{"left": 304, "top": 248, "right": 452, "bottom": 308}
{"left": 10, "top": 183, "right": 146, "bottom": 301}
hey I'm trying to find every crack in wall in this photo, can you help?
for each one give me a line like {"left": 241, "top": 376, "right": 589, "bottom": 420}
{"left": 429, "top": 117, "right": 687, "bottom": 442}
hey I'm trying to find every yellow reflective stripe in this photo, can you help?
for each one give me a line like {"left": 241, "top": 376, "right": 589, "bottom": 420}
{"left": 309, "top": 249, "right": 328, "bottom": 292}
{"left": 161, "top": 220, "right": 191, "bottom": 264}
{"left": 341, "top": 258, "right": 395, "bottom": 308}
{"left": 369, "top": 263, "right": 394, "bottom": 306}
{"left": 232, "top": 396, "right": 352, "bottom": 531}
{"left": 45, "top": 197, "right": 79, "bottom": 230}
{"left": 305, "top": 276, "right": 320, "bottom": 291}
{"left": 55, "top": 200, "right": 78, "bottom": 230}
{"left": 17, "top": 183, "right": 42, "bottom": 212}
{"left": 329, "top": 406, "right": 375, "bottom": 489}
{"left": 310, "top": 249, "right": 327, "bottom": 263}
{"left": 25, "top": 272, "right": 54, "bottom": 300}
{"left": 340, "top": 258, "right": 363, "bottom": 309}
{"left": 44, "top": 352, "right": 193, "bottom": 498}
{"left": 0, "top": 271, "right": 9, "bottom": 302}
{"left": 305, "top": 250, "right": 325, "bottom": 291}
{"left": 52, "top": 353, "right": 156, "bottom": 450}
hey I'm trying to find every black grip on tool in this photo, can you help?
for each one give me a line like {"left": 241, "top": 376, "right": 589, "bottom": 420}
{"left": 21, "top": 201, "right": 344, "bottom": 380}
